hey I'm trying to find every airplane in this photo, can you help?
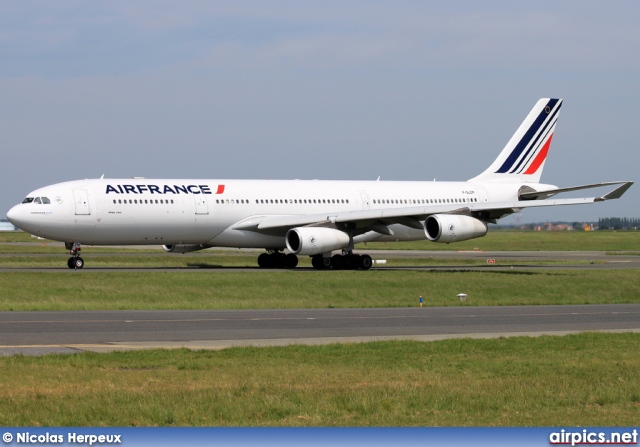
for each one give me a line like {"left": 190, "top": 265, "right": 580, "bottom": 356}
{"left": 6, "top": 98, "right": 633, "bottom": 271}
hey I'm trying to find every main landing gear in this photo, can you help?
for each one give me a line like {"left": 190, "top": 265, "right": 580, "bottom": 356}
{"left": 312, "top": 252, "right": 372, "bottom": 270}
{"left": 256, "top": 250, "right": 372, "bottom": 270}
{"left": 257, "top": 250, "right": 298, "bottom": 269}
{"left": 65, "top": 242, "right": 84, "bottom": 269}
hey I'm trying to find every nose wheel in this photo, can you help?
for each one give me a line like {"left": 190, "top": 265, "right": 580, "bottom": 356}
{"left": 66, "top": 242, "right": 84, "bottom": 269}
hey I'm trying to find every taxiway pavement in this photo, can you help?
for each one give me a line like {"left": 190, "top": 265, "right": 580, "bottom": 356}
{"left": 1, "top": 304, "right": 639, "bottom": 356}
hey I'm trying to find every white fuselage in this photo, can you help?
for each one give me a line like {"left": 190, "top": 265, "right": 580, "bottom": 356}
{"left": 6, "top": 178, "right": 521, "bottom": 248}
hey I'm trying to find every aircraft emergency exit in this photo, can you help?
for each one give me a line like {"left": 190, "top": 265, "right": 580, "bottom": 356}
{"left": 6, "top": 98, "right": 633, "bottom": 270}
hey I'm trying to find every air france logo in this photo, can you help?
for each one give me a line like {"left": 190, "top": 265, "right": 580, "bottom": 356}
{"left": 105, "top": 184, "right": 225, "bottom": 195}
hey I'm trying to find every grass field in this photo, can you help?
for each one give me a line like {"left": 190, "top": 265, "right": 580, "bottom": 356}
{"left": 1, "top": 228, "right": 640, "bottom": 311}
{"left": 1, "top": 269, "right": 639, "bottom": 311}
{"left": 0, "top": 333, "right": 638, "bottom": 426}
{"left": 1, "top": 230, "right": 638, "bottom": 427}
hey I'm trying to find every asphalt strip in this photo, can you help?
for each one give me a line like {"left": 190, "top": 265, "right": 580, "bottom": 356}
{"left": 2, "top": 328, "right": 639, "bottom": 356}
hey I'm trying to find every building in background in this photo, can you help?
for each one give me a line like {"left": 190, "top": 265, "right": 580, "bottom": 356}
{"left": 0, "top": 220, "right": 17, "bottom": 231}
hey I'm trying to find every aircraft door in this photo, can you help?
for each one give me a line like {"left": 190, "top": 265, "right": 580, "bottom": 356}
{"left": 476, "top": 188, "right": 488, "bottom": 203}
{"left": 194, "top": 195, "right": 209, "bottom": 215}
{"left": 73, "top": 189, "right": 90, "bottom": 215}
{"left": 360, "top": 192, "right": 370, "bottom": 210}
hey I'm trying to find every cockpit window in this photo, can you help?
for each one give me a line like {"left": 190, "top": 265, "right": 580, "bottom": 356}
{"left": 21, "top": 197, "right": 51, "bottom": 204}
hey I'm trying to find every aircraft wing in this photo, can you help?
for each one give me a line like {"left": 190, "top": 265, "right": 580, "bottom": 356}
{"left": 518, "top": 181, "right": 632, "bottom": 200}
{"left": 232, "top": 181, "right": 633, "bottom": 236}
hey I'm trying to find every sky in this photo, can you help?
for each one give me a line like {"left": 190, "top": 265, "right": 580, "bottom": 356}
{"left": 1, "top": 1, "right": 638, "bottom": 223}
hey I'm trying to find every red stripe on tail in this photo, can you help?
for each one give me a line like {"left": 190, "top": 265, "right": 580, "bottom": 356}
{"left": 524, "top": 134, "right": 553, "bottom": 175}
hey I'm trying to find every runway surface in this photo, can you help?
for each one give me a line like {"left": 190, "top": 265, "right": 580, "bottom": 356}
{"left": 1, "top": 304, "right": 639, "bottom": 356}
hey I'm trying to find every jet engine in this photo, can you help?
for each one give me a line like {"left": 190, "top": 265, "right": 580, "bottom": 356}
{"left": 286, "top": 227, "right": 350, "bottom": 256}
{"left": 424, "top": 215, "right": 488, "bottom": 243}
{"left": 162, "top": 244, "right": 207, "bottom": 254}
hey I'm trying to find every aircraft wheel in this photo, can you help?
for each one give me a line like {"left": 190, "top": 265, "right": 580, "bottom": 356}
{"left": 311, "top": 255, "right": 331, "bottom": 270}
{"left": 285, "top": 253, "right": 298, "bottom": 269}
{"left": 331, "top": 254, "right": 344, "bottom": 270}
{"left": 67, "top": 257, "right": 75, "bottom": 269}
{"left": 274, "top": 253, "right": 286, "bottom": 268}
{"left": 73, "top": 257, "right": 85, "bottom": 269}
{"left": 360, "top": 254, "right": 373, "bottom": 270}
{"left": 258, "top": 253, "right": 270, "bottom": 268}
{"left": 349, "top": 255, "right": 361, "bottom": 270}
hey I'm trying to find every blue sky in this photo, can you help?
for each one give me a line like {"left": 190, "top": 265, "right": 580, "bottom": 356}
{"left": 1, "top": 1, "right": 638, "bottom": 223}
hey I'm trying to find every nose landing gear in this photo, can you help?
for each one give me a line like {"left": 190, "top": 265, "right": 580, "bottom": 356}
{"left": 65, "top": 242, "right": 84, "bottom": 269}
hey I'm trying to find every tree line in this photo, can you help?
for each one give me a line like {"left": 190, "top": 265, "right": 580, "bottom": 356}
{"left": 598, "top": 217, "right": 640, "bottom": 230}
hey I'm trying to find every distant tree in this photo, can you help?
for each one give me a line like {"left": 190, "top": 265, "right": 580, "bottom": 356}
{"left": 597, "top": 217, "right": 640, "bottom": 230}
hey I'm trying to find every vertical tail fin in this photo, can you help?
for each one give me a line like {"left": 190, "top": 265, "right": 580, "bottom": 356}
{"left": 469, "top": 98, "right": 562, "bottom": 184}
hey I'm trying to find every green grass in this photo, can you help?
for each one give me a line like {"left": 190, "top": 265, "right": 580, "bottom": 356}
{"left": 1, "top": 269, "right": 639, "bottom": 311}
{"left": 0, "top": 333, "right": 638, "bottom": 426}
{"left": 1, "top": 231, "right": 639, "bottom": 427}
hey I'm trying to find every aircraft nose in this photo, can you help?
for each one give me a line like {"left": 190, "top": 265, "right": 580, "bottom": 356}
{"left": 6, "top": 204, "right": 24, "bottom": 229}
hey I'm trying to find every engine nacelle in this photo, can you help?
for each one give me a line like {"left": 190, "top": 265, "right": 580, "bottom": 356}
{"left": 424, "top": 214, "right": 488, "bottom": 243}
{"left": 162, "top": 244, "right": 206, "bottom": 254}
{"left": 286, "top": 227, "right": 350, "bottom": 256}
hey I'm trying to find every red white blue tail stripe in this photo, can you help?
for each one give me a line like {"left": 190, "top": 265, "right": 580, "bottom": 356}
{"left": 469, "top": 98, "right": 563, "bottom": 184}
{"left": 496, "top": 98, "right": 561, "bottom": 175}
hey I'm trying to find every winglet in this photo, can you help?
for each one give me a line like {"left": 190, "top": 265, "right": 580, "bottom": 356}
{"left": 599, "top": 181, "right": 634, "bottom": 200}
